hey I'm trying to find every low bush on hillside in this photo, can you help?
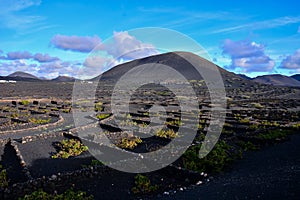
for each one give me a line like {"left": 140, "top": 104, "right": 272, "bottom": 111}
{"left": 19, "top": 188, "right": 93, "bottom": 200}
{"left": 131, "top": 174, "right": 158, "bottom": 194}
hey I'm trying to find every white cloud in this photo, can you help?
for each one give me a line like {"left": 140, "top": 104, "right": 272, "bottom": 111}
{"left": 0, "top": 59, "right": 38, "bottom": 76}
{"left": 105, "top": 31, "right": 159, "bottom": 61}
{"left": 50, "top": 35, "right": 101, "bottom": 53}
{"left": 222, "top": 39, "right": 275, "bottom": 72}
{"left": 279, "top": 49, "right": 300, "bottom": 71}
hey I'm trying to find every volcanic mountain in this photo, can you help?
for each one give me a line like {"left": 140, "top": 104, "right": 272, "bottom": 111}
{"left": 0, "top": 71, "right": 40, "bottom": 82}
{"left": 8, "top": 71, "right": 39, "bottom": 79}
{"left": 92, "top": 51, "right": 257, "bottom": 88}
{"left": 253, "top": 74, "right": 300, "bottom": 87}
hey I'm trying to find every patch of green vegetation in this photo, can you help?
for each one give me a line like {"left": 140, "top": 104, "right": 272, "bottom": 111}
{"left": 29, "top": 117, "right": 51, "bottom": 124}
{"left": 239, "top": 118, "right": 250, "bottom": 123}
{"left": 117, "top": 137, "right": 142, "bottom": 150}
{"left": 189, "top": 80, "right": 197, "bottom": 83}
{"left": 126, "top": 113, "right": 132, "bottom": 119}
{"left": 236, "top": 141, "right": 258, "bottom": 151}
{"left": 166, "top": 119, "right": 182, "bottom": 127}
{"left": 248, "top": 123, "right": 259, "bottom": 130}
{"left": 19, "top": 188, "right": 93, "bottom": 200}
{"left": 120, "top": 119, "right": 138, "bottom": 126}
{"left": 52, "top": 139, "right": 88, "bottom": 159}
{"left": 0, "top": 106, "right": 10, "bottom": 112}
{"left": 252, "top": 103, "right": 264, "bottom": 109}
{"left": 138, "top": 122, "right": 149, "bottom": 128}
{"left": 61, "top": 108, "right": 71, "bottom": 113}
{"left": 156, "top": 91, "right": 169, "bottom": 96}
{"left": 197, "top": 123, "right": 204, "bottom": 130}
{"left": 257, "top": 129, "right": 291, "bottom": 141}
{"left": 94, "top": 102, "right": 102, "bottom": 112}
{"left": 96, "top": 113, "right": 110, "bottom": 120}
{"left": 182, "top": 140, "right": 239, "bottom": 173}
{"left": 292, "top": 123, "right": 300, "bottom": 129}
{"left": 261, "top": 120, "right": 280, "bottom": 127}
{"left": 10, "top": 113, "right": 19, "bottom": 118}
{"left": 131, "top": 174, "right": 159, "bottom": 194}
{"left": 0, "top": 165, "right": 9, "bottom": 189}
{"left": 20, "top": 100, "right": 30, "bottom": 106}
{"left": 233, "top": 113, "right": 241, "bottom": 120}
{"left": 223, "top": 123, "right": 232, "bottom": 127}
{"left": 221, "top": 128, "right": 234, "bottom": 136}
{"left": 155, "top": 129, "right": 177, "bottom": 139}
{"left": 82, "top": 159, "right": 103, "bottom": 168}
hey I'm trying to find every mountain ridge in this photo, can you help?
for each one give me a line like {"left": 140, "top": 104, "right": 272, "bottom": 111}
{"left": 253, "top": 74, "right": 300, "bottom": 87}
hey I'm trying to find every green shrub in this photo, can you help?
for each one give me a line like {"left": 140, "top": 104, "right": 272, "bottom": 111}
{"left": 239, "top": 118, "right": 250, "bottom": 123}
{"left": 166, "top": 119, "right": 182, "bottom": 126}
{"left": 248, "top": 123, "right": 259, "bottom": 130}
{"left": 62, "top": 109, "right": 71, "bottom": 113}
{"left": 52, "top": 139, "right": 88, "bottom": 159}
{"left": 117, "top": 137, "right": 142, "bottom": 149}
{"left": 120, "top": 119, "right": 137, "bottom": 126}
{"left": 96, "top": 113, "right": 110, "bottom": 120}
{"left": 236, "top": 141, "right": 258, "bottom": 151}
{"left": 182, "top": 141, "right": 234, "bottom": 173}
{"left": 20, "top": 100, "right": 30, "bottom": 106}
{"left": 155, "top": 129, "right": 177, "bottom": 139}
{"left": 19, "top": 188, "right": 93, "bottom": 200}
{"left": 257, "top": 129, "right": 290, "bottom": 140}
{"left": 131, "top": 174, "right": 158, "bottom": 194}
{"left": 292, "top": 123, "right": 300, "bottom": 129}
{"left": 82, "top": 159, "right": 103, "bottom": 168}
{"left": 138, "top": 122, "right": 148, "bottom": 128}
{"left": 94, "top": 102, "right": 102, "bottom": 112}
{"left": 29, "top": 117, "right": 51, "bottom": 124}
{"left": 0, "top": 165, "right": 8, "bottom": 189}
{"left": 10, "top": 113, "right": 19, "bottom": 118}
{"left": 261, "top": 120, "right": 280, "bottom": 127}
{"left": 252, "top": 103, "right": 263, "bottom": 109}
{"left": 221, "top": 128, "right": 234, "bottom": 135}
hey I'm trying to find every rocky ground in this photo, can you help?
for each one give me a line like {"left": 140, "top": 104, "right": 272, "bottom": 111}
{"left": 0, "top": 81, "right": 299, "bottom": 199}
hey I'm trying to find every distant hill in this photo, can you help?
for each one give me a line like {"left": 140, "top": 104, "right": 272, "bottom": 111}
{"left": 51, "top": 76, "right": 76, "bottom": 82}
{"left": 253, "top": 74, "right": 300, "bottom": 87}
{"left": 237, "top": 74, "right": 253, "bottom": 80}
{"left": 0, "top": 71, "right": 41, "bottom": 82}
{"left": 291, "top": 74, "right": 300, "bottom": 81}
{"left": 8, "top": 71, "right": 40, "bottom": 80}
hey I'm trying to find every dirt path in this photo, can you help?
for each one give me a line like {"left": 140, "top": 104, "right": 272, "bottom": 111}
{"left": 158, "top": 133, "right": 300, "bottom": 200}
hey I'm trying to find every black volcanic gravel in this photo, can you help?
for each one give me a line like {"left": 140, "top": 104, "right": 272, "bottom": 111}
{"left": 157, "top": 133, "right": 300, "bottom": 200}
{"left": 17, "top": 136, "right": 94, "bottom": 178}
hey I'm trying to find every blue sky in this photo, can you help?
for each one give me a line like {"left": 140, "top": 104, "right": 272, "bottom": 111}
{"left": 0, "top": 0, "right": 300, "bottom": 78}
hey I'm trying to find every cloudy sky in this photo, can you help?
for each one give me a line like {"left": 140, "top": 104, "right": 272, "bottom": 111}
{"left": 0, "top": 0, "right": 300, "bottom": 79}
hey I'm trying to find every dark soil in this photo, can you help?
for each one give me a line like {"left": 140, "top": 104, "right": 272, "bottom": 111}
{"left": 157, "top": 133, "right": 300, "bottom": 200}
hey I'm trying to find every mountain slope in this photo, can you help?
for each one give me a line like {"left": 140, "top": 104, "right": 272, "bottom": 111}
{"left": 92, "top": 51, "right": 257, "bottom": 89}
{"left": 253, "top": 74, "right": 300, "bottom": 87}
{"left": 51, "top": 76, "right": 76, "bottom": 82}
{"left": 291, "top": 74, "right": 300, "bottom": 81}
{"left": 8, "top": 71, "right": 39, "bottom": 80}
{"left": 237, "top": 74, "right": 253, "bottom": 80}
